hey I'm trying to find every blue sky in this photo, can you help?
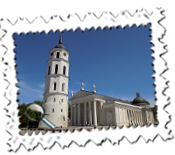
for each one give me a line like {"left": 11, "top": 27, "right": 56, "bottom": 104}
{"left": 13, "top": 24, "right": 155, "bottom": 107}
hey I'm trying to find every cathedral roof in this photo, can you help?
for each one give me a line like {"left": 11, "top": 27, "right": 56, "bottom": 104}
{"left": 132, "top": 92, "right": 150, "bottom": 106}
{"left": 54, "top": 34, "right": 66, "bottom": 49}
{"left": 69, "top": 90, "right": 131, "bottom": 104}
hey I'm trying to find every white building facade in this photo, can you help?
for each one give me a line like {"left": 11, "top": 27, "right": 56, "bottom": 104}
{"left": 38, "top": 34, "right": 69, "bottom": 128}
{"left": 69, "top": 89, "right": 154, "bottom": 127}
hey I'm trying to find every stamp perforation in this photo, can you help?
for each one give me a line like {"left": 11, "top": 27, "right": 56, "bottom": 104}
{"left": 2, "top": 1, "right": 172, "bottom": 154}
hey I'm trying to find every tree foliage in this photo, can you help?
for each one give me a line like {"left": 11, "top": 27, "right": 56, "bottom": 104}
{"left": 151, "top": 105, "right": 158, "bottom": 121}
{"left": 19, "top": 101, "right": 72, "bottom": 128}
{"left": 68, "top": 102, "right": 71, "bottom": 119}
{"left": 18, "top": 101, "right": 43, "bottom": 128}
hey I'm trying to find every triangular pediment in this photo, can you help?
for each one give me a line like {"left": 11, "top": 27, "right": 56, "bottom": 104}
{"left": 69, "top": 90, "right": 94, "bottom": 101}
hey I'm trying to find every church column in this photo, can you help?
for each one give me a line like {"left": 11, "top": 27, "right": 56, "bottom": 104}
{"left": 116, "top": 107, "right": 120, "bottom": 126}
{"left": 131, "top": 110, "right": 135, "bottom": 125}
{"left": 100, "top": 101, "right": 103, "bottom": 124}
{"left": 129, "top": 110, "right": 132, "bottom": 125}
{"left": 71, "top": 103, "right": 73, "bottom": 125}
{"left": 133, "top": 111, "right": 137, "bottom": 124}
{"left": 137, "top": 111, "right": 140, "bottom": 125}
{"left": 84, "top": 102, "right": 87, "bottom": 125}
{"left": 114, "top": 106, "right": 117, "bottom": 125}
{"left": 127, "top": 110, "right": 131, "bottom": 125}
{"left": 124, "top": 109, "right": 129, "bottom": 125}
{"left": 119, "top": 108, "right": 122, "bottom": 124}
{"left": 135, "top": 111, "right": 138, "bottom": 125}
{"left": 88, "top": 101, "right": 92, "bottom": 125}
{"left": 78, "top": 103, "right": 81, "bottom": 126}
{"left": 126, "top": 109, "right": 130, "bottom": 124}
{"left": 74, "top": 104, "right": 77, "bottom": 126}
{"left": 122, "top": 109, "right": 126, "bottom": 125}
{"left": 93, "top": 100, "right": 97, "bottom": 126}
{"left": 130, "top": 110, "right": 133, "bottom": 125}
{"left": 139, "top": 111, "right": 143, "bottom": 125}
{"left": 151, "top": 112, "right": 154, "bottom": 123}
{"left": 139, "top": 111, "right": 142, "bottom": 125}
{"left": 138, "top": 111, "right": 140, "bottom": 125}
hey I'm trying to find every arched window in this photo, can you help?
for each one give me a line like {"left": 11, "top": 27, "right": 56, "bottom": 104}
{"left": 52, "top": 108, "right": 54, "bottom": 113}
{"left": 55, "top": 64, "right": 58, "bottom": 74}
{"left": 61, "top": 99, "right": 63, "bottom": 103}
{"left": 63, "top": 116, "right": 65, "bottom": 121}
{"left": 48, "top": 66, "right": 51, "bottom": 75}
{"left": 61, "top": 109, "right": 63, "bottom": 112}
{"left": 62, "top": 83, "right": 65, "bottom": 92}
{"left": 54, "top": 98, "right": 55, "bottom": 102}
{"left": 56, "top": 52, "right": 60, "bottom": 58}
{"left": 54, "top": 82, "right": 57, "bottom": 91}
{"left": 63, "top": 66, "right": 66, "bottom": 75}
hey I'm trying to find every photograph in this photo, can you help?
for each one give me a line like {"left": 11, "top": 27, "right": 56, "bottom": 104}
{"left": 14, "top": 24, "right": 158, "bottom": 133}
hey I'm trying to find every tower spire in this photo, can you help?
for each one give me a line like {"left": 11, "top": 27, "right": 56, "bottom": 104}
{"left": 59, "top": 33, "right": 62, "bottom": 44}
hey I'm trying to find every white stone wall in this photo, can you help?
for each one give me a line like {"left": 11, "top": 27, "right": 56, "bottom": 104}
{"left": 49, "top": 76, "right": 68, "bottom": 94}
{"left": 50, "top": 49, "right": 69, "bottom": 61}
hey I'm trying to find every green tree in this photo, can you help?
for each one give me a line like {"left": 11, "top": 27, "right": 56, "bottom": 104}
{"left": 151, "top": 105, "right": 158, "bottom": 121}
{"left": 18, "top": 101, "right": 43, "bottom": 128}
{"left": 68, "top": 102, "right": 71, "bottom": 119}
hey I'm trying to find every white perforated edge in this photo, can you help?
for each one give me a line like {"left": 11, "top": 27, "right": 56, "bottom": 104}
{"left": 0, "top": 8, "right": 172, "bottom": 151}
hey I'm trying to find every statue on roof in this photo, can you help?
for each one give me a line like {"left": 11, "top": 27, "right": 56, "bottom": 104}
{"left": 93, "top": 84, "right": 96, "bottom": 93}
{"left": 81, "top": 79, "right": 84, "bottom": 90}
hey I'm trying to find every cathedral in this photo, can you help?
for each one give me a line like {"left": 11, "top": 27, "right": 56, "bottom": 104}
{"left": 69, "top": 86, "right": 154, "bottom": 127}
{"left": 38, "top": 34, "right": 154, "bottom": 129}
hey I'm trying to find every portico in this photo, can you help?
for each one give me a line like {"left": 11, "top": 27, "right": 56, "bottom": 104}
{"left": 69, "top": 89, "right": 154, "bottom": 127}
{"left": 71, "top": 100, "right": 104, "bottom": 126}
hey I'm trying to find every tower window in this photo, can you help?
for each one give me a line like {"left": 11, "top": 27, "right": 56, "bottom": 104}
{"left": 51, "top": 53, "right": 53, "bottom": 56}
{"left": 52, "top": 108, "right": 54, "bottom": 113}
{"left": 48, "top": 66, "right": 51, "bottom": 75}
{"left": 55, "top": 64, "right": 58, "bottom": 74}
{"left": 54, "top": 82, "right": 57, "bottom": 90}
{"left": 62, "top": 83, "right": 65, "bottom": 92}
{"left": 63, "top": 117, "right": 65, "bottom": 121}
{"left": 57, "top": 52, "right": 60, "bottom": 58}
{"left": 61, "top": 109, "right": 63, "bottom": 112}
{"left": 61, "top": 99, "right": 63, "bottom": 103}
{"left": 63, "top": 66, "right": 66, "bottom": 75}
{"left": 54, "top": 98, "right": 55, "bottom": 102}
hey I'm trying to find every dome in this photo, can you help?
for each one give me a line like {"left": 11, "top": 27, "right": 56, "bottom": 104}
{"left": 55, "top": 44, "right": 65, "bottom": 49}
{"left": 132, "top": 92, "right": 150, "bottom": 106}
{"left": 54, "top": 34, "right": 65, "bottom": 49}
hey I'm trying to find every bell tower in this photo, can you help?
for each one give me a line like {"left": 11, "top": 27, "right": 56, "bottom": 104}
{"left": 38, "top": 34, "right": 70, "bottom": 128}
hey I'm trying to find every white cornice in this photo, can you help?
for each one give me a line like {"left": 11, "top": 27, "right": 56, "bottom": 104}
{"left": 104, "top": 103, "right": 142, "bottom": 111}
{"left": 45, "top": 74, "right": 69, "bottom": 80}
{"left": 43, "top": 92, "right": 68, "bottom": 96}
{"left": 47, "top": 58, "right": 70, "bottom": 65}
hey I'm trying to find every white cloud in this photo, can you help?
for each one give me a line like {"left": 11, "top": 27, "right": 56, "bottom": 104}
{"left": 18, "top": 81, "right": 43, "bottom": 98}
{"left": 39, "top": 83, "right": 45, "bottom": 89}
{"left": 75, "top": 81, "right": 87, "bottom": 86}
{"left": 68, "top": 89, "right": 78, "bottom": 93}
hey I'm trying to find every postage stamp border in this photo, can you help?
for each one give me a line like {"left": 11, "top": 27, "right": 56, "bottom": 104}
{"left": 0, "top": 8, "right": 172, "bottom": 151}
